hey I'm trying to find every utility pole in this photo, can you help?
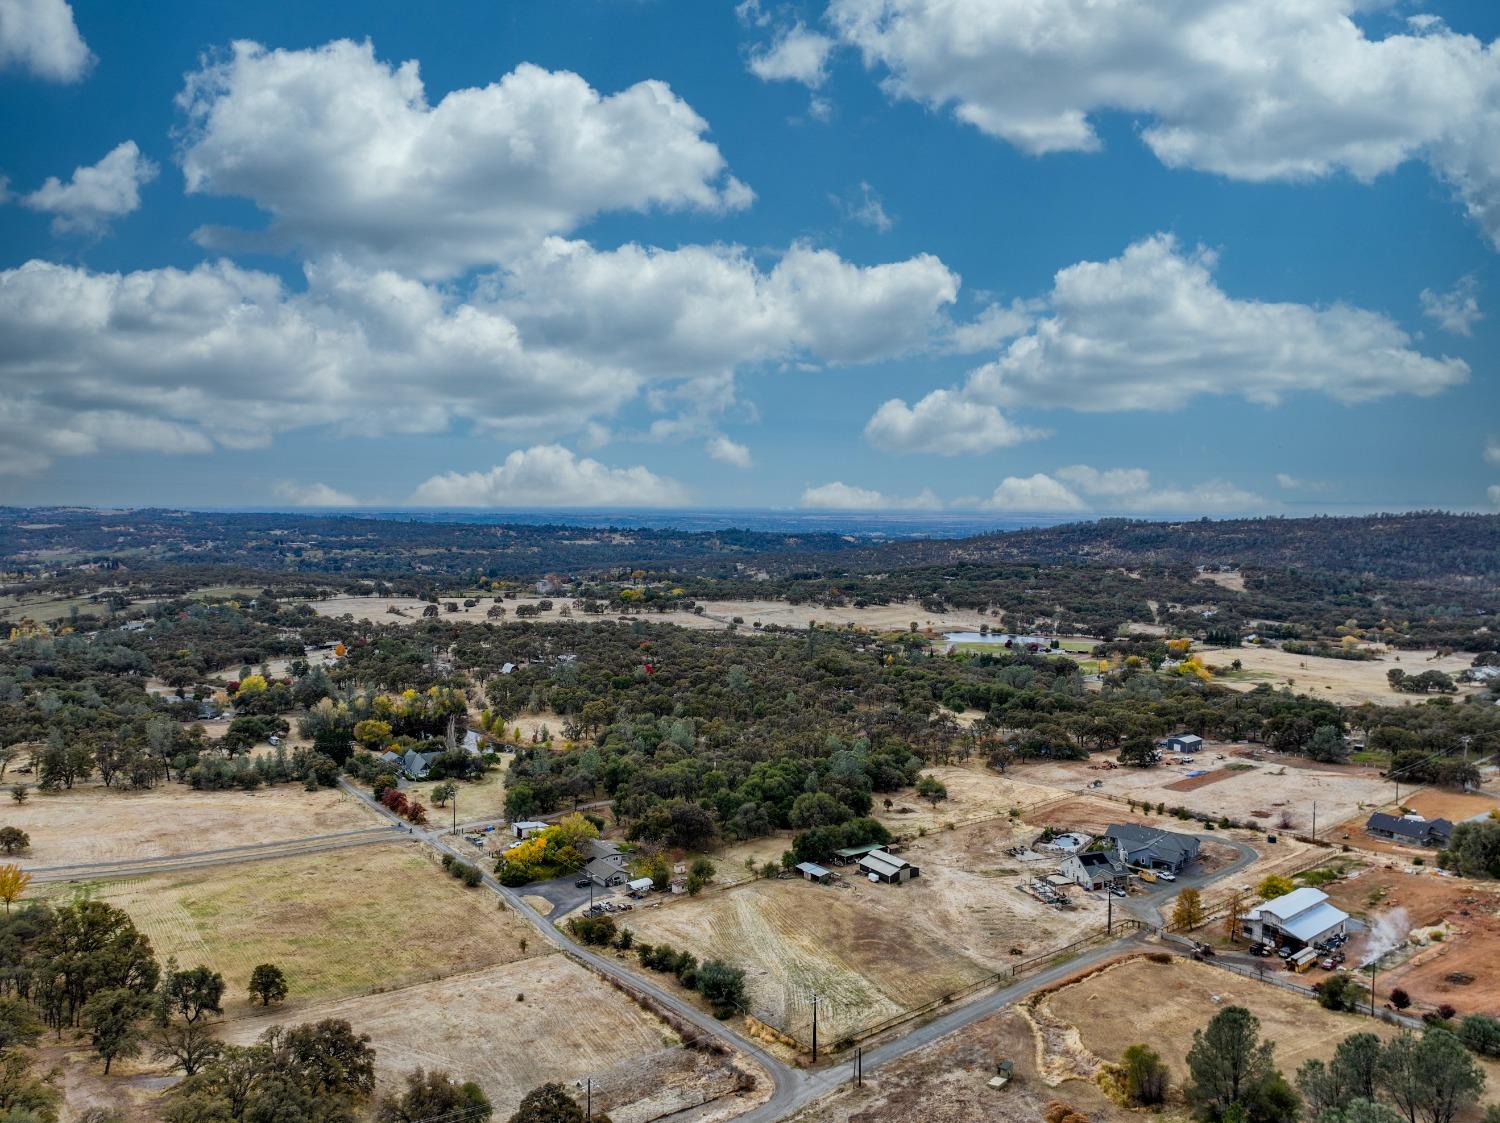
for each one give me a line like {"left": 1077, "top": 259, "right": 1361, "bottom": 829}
{"left": 452, "top": 791, "right": 458, "bottom": 837}
{"left": 1311, "top": 800, "right": 1316, "bottom": 839}
{"left": 1106, "top": 888, "right": 1113, "bottom": 936}
{"left": 856, "top": 1045, "right": 863, "bottom": 1087}
{"left": 811, "top": 994, "right": 820, "bottom": 1063}
{"left": 586, "top": 1077, "right": 592, "bottom": 1118}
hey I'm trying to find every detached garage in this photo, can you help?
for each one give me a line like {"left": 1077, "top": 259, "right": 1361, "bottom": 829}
{"left": 858, "top": 849, "right": 920, "bottom": 884}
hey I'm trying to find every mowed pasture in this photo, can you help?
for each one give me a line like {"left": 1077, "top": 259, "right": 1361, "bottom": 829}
{"left": 1016, "top": 753, "right": 1395, "bottom": 832}
{"left": 42, "top": 843, "right": 540, "bottom": 1009}
{"left": 874, "top": 762, "right": 1067, "bottom": 836}
{"left": 7, "top": 783, "right": 374, "bottom": 867}
{"left": 1036, "top": 956, "right": 1500, "bottom": 1113}
{"left": 1202, "top": 643, "right": 1482, "bottom": 706}
{"left": 626, "top": 825, "right": 1103, "bottom": 1047}
{"left": 218, "top": 956, "right": 761, "bottom": 1123}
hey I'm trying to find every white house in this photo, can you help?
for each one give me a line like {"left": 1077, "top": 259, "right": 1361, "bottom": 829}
{"left": 1061, "top": 850, "right": 1126, "bottom": 890}
{"left": 1241, "top": 887, "right": 1349, "bottom": 949}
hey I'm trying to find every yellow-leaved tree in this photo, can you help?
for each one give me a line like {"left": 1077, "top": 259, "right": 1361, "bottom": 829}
{"left": 0, "top": 864, "right": 32, "bottom": 914}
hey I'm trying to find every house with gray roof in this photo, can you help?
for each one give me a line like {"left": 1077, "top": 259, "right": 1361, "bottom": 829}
{"left": 585, "top": 858, "right": 627, "bottom": 887}
{"left": 1105, "top": 823, "right": 1200, "bottom": 872}
{"left": 1365, "top": 812, "right": 1453, "bottom": 847}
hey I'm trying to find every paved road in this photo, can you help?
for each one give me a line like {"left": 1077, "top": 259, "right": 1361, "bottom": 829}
{"left": 26, "top": 825, "right": 401, "bottom": 883}
{"left": 339, "top": 779, "right": 1265, "bottom": 1123}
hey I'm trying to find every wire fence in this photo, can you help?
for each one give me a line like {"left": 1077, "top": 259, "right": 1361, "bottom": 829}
{"left": 772, "top": 919, "right": 1147, "bottom": 1054}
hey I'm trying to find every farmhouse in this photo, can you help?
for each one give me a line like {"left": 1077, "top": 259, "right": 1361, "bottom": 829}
{"left": 511, "top": 821, "right": 548, "bottom": 840}
{"left": 1106, "top": 823, "right": 1200, "bottom": 872}
{"left": 1364, "top": 812, "right": 1454, "bottom": 848}
{"left": 586, "top": 839, "right": 626, "bottom": 867}
{"left": 795, "top": 862, "right": 834, "bottom": 884}
{"left": 1061, "top": 849, "right": 1127, "bottom": 890}
{"left": 1164, "top": 733, "right": 1204, "bottom": 753}
{"left": 585, "top": 858, "right": 628, "bottom": 888}
{"left": 1240, "top": 887, "right": 1349, "bottom": 949}
{"left": 859, "top": 849, "right": 920, "bottom": 884}
{"left": 400, "top": 748, "right": 437, "bottom": 780}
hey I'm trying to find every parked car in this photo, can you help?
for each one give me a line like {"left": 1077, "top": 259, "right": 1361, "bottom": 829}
{"left": 1156, "top": 870, "right": 1177, "bottom": 882}
{"left": 574, "top": 878, "right": 591, "bottom": 888}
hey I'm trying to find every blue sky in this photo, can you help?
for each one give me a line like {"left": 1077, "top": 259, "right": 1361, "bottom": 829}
{"left": 1, "top": 0, "right": 1497, "bottom": 514}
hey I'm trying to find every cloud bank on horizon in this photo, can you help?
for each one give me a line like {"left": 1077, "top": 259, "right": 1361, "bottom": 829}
{"left": 0, "top": 1, "right": 1495, "bottom": 513}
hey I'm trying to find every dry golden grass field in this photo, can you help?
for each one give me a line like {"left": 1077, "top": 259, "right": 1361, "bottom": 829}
{"left": 7, "top": 782, "right": 373, "bottom": 867}
{"left": 1203, "top": 643, "right": 1481, "bottom": 706}
{"left": 219, "top": 955, "right": 766, "bottom": 1123}
{"left": 41, "top": 843, "right": 540, "bottom": 1009}
{"left": 1038, "top": 956, "right": 1500, "bottom": 1113}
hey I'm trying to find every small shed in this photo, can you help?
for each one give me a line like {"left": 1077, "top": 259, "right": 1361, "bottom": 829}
{"left": 795, "top": 862, "right": 834, "bottom": 884}
{"left": 511, "top": 821, "right": 548, "bottom": 840}
{"left": 626, "top": 877, "right": 653, "bottom": 897}
{"left": 859, "top": 849, "right": 920, "bottom": 884}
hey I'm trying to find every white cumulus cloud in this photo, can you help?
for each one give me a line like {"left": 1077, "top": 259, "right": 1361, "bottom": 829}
{"left": 980, "top": 463, "right": 1266, "bottom": 515}
{"left": 980, "top": 474, "right": 1088, "bottom": 513}
{"left": 864, "top": 389, "right": 1044, "bottom": 455}
{"left": 0, "top": 0, "right": 91, "bottom": 82}
{"left": 748, "top": 22, "right": 836, "bottom": 87}
{"left": 1485, "top": 438, "right": 1500, "bottom": 466}
{"left": 800, "top": 481, "right": 942, "bottom": 509}
{"left": 828, "top": 0, "right": 1500, "bottom": 248}
{"left": 1489, "top": 484, "right": 1500, "bottom": 507}
{"left": 1420, "top": 276, "right": 1483, "bottom": 336}
{"left": 176, "top": 39, "right": 753, "bottom": 276}
{"left": 706, "top": 435, "right": 753, "bottom": 468}
{"left": 272, "top": 481, "right": 358, "bottom": 507}
{"left": 870, "top": 234, "right": 1467, "bottom": 446}
{"left": 21, "top": 140, "right": 158, "bottom": 234}
{"left": 410, "top": 446, "right": 689, "bottom": 507}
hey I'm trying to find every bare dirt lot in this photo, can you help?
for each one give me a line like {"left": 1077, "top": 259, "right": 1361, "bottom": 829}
{"left": 626, "top": 819, "right": 1106, "bottom": 1047}
{"left": 1203, "top": 643, "right": 1482, "bottom": 706}
{"left": 7, "top": 782, "right": 373, "bottom": 867}
{"left": 1016, "top": 753, "right": 1395, "bottom": 834}
{"left": 1323, "top": 865, "right": 1500, "bottom": 1018}
{"left": 402, "top": 769, "right": 509, "bottom": 824}
{"left": 874, "top": 762, "right": 1068, "bottom": 837}
{"left": 1038, "top": 956, "right": 1500, "bottom": 1113}
{"left": 42, "top": 843, "right": 540, "bottom": 1009}
{"left": 787, "top": 1003, "right": 1115, "bottom": 1123}
{"left": 1405, "top": 788, "right": 1500, "bottom": 823}
{"left": 220, "top": 955, "right": 766, "bottom": 1123}
{"left": 625, "top": 877, "right": 994, "bottom": 1045}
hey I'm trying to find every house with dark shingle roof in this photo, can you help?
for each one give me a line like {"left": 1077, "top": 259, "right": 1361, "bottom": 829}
{"left": 1365, "top": 812, "right": 1453, "bottom": 847}
{"left": 1106, "top": 823, "right": 1200, "bottom": 871}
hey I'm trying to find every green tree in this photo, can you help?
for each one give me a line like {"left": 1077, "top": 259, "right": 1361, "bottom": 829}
{"left": 508, "top": 1080, "right": 611, "bottom": 1123}
{"left": 915, "top": 775, "right": 948, "bottom": 807}
{"left": 695, "top": 960, "right": 746, "bottom": 1018}
{"left": 1314, "top": 1100, "right": 1405, "bottom": 1123}
{"left": 1256, "top": 875, "right": 1295, "bottom": 900}
{"left": 248, "top": 963, "right": 288, "bottom": 1007}
{"left": 153, "top": 1017, "right": 222, "bottom": 1076}
{"left": 1379, "top": 1030, "right": 1484, "bottom": 1123}
{"left": 1186, "top": 1005, "right": 1278, "bottom": 1120}
{"left": 159, "top": 964, "right": 225, "bottom": 1025}
{"left": 1441, "top": 819, "right": 1500, "bottom": 879}
{"left": 81, "top": 988, "right": 152, "bottom": 1074}
{"left": 1121, "top": 1042, "right": 1169, "bottom": 1105}
{"left": 1458, "top": 1014, "right": 1500, "bottom": 1057}
{"left": 377, "top": 1068, "right": 492, "bottom": 1122}
{"left": 1331, "top": 1033, "right": 1383, "bottom": 1103}
{"left": 1118, "top": 735, "right": 1159, "bottom": 768}
{"left": 1173, "top": 888, "right": 1206, "bottom": 930}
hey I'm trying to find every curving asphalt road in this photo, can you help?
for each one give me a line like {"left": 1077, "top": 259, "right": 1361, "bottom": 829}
{"left": 340, "top": 779, "right": 1274, "bottom": 1122}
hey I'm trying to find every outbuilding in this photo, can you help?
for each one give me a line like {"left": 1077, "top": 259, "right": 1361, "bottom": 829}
{"left": 626, "top": 877, "right": 654, "bottom": 897}
{"left": 1164, "top": 733, "right": 1204, "bottom": 754}
{"left": 511, "top": 820, "right": 548, "bottom": 840}
{"left": 858, "top": 849, "right": 920, "bottom": 884}
{"left": 586, "top": 839, "right": 626, "bottom": 867}
{"left": 795, "top": 862, "right": 834, "bottom": 884}
{"left": 1240, "top": 887, "right": 1349, "bottom": 950}
{"left": 832, "top": 843, "right": 885, "bottom": 864}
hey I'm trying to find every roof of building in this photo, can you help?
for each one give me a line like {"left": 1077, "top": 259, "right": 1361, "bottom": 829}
{"left": 587, "top": 839, "right": 622, "bottom": 859}
{"left": 1366, "top": 812, "right": 1453, "bottom": 840}
{"left": 1253, "top": 886, "right": 1329, "bottom": 922}
{"left": 1280, "top": 901, "right": 1349, "bottom": 942}
{"left": 513, "top": 820, "right": 548, "bottom": 831}
{"left": 584, "top": 858, "right": 624, "bottom": 879}
{"left": 859, "top": 849, "right": 910, "bottom": 877}
{"left": 1105, "top": 823, "right": 1200, "bottom": 864}
{"left": 1076, "top": 850, "right": 1122, "bottom": 870}
{"left": 627, "top": 877, "right": 653, "bottom": 890}
{"left": 834, "top": 843, "right": 885, "bottom": 858}
{"left": 796, "top": 862, "right": 832, "bottom": 878}
{"left": 1169, "top": 733, "right": 1204, "bottom": 744}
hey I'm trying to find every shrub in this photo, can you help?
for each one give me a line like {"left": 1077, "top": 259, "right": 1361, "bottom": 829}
{"left": 1390, "top": 988, "right": 1411, "bottom": 1010}
{"left": 1439, "top": 1003, "right": 1458, "bottom": 1020}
